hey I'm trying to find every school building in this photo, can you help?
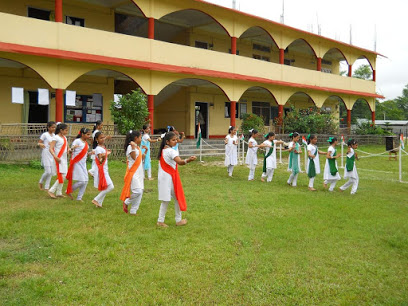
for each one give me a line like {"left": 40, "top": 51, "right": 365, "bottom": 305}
{"left": 0, "top": 0, "right": 384, "bottom": 138}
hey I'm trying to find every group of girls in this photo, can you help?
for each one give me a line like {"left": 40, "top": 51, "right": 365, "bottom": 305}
{"left": 224, "top": 127, "right": 359, "bottom": 194}
{"left": 38, "top": 121, "right": 195, "bottom": 226}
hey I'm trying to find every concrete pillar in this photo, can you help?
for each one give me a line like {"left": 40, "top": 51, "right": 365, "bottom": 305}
{"left": 55, "top": 0, "right": 63, "bottom": 23}
{"left": 279, "top": 49, "right": 284, "bottom": 64}
{"left": 55, "top": 89, "right": 63, "bottom": 122}
{"left": 148, "top": 18, "right": 154, "bottom": 39}
{"left": 231, "top": 37, "right": 237, "bottom": 55}
{"left": 230, "top": 101, "right": 236, "bottom": 127}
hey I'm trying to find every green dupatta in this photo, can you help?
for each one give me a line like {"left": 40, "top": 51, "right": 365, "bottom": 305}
{"left": 289, "top": 142, "right": 300, "bottom": 175}
{"left": 328, "top": 148, "right": 338, "bottom": 176}
{"left": 346, "top": 152, "right": 355, "bottom": 172}
{"left": 308, "top": 146, "right": 318, "bottom": 178}
{"left": 263, "top": 141, "right": 274, "bottom": 173}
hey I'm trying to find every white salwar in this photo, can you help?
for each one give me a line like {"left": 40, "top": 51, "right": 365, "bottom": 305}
{"left": 157, "top": 148, "right": 182, "bottom": 223}
{"left": 49, "top": 135, "right": 68, "bottom": 196}
{"left": 245, "top": 137, "right": 258, "bottom": 180}
{"left": 124, "top": 145, "right": 145, "bottom": 214}
{"left": 70, "top": 138, "right": 89, "bottom": 200}
{"left": 92, "top": 146, "right": 114, "bottom": 206}
{"left": 261, "top": 140, "right": 277, "bottom": 182}
{"left": 39, "top": 132, "right": 55, "bottom": 189}
{"left": 323, "top": 146, "right": 341, "bottom": 191}
{"left": 225, "top": 134, "right": 238, "bottom": 177}
{"left": 340, "top": 148, "right": 359, "bottom": 194}
{"left": 307, "top": 144, "right": 321, "bottom": 188}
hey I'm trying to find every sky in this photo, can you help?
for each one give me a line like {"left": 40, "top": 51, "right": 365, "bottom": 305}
{"left": 205, "top": 0, "right": 407, "bottom": 101}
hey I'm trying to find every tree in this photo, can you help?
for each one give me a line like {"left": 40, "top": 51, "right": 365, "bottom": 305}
{"left": 109, "top": 89, "right": 149, "bottom": 135}
{"left": 375, "top": 99, "right": 404, "bottom": 120}
{"left": 353, "top": 64, "right": 373, "bottom": 80}
{"left": 282, "top": 106, "right": 337, "bottom": 134}
{"left": 395, "top": 84, "right": 408, "bottom": 119}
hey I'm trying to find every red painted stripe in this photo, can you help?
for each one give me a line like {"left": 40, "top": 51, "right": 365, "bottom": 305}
{"left": 0, "top": 42, "right": 384, "bottom": 99}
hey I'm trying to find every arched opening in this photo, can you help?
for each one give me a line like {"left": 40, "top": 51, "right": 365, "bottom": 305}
{"left": 351, "top": 56, "right": 374, "bottom": 80}
{"left": 155, "top": 78, "right": 230, "bottom": 138}
{"left": 238, "top": 27, "right": 279, "bottom": 63}
{"left": 351, "top": 98, "right": 372, "bottom": 125}
{"left": 323, "top": 95, "right": 344, "bottom": 126}
{"left": 0, "top": 57, "right": 53, "bottom": 124}
{"left": 284, "top": 39, "right": 317, "bottom": 71}
{"left": 156, "top": 10, "right": 231, "bottom": 53}
{"left": 238, "top": 86, "right": 278, "bottom": 128}
{"left": 322, "top": 48, "right": 349, "bottom": 76}
{"left": 66, "top": 69, "right": 142, "bottom": 125}
{"left": 113, "top": 1, "right": 148, "bottom": 38}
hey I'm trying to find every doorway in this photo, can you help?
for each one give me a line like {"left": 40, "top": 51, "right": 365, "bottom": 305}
{"left": 28, "top": 91, "right": 48, "bottom": 123}
{"left": 195, "top": 102, "right": 208, "bottom": 138}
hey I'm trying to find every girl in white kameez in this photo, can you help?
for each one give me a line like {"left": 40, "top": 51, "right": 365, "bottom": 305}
{"left": 121, "top": 130, "right": 148, "bottom": 215}
{"left": 66, "top": 128, "right": 91, "bottom": 201}
{"left": 91, "top": 132, "right": 114, "bottom": 208}
{"left": 38, "top": 121, "right": 56, "bottom": 190}
{"left": 339, "top": 139, "right": 359, "bottom": 194}
{"left": 287, "top": 132, "right": 302, "bottom": 187}
{"left": 157, "top": 132, "right": 196, "bottom": 228}
{"left": 261, "top": 132, "right": 284, "bottom": 182}
{"left": 245, "top": 129, "right": 261, "bottom": 181}
{"left": 224, "top": 126, "right": 238, "bottom": 177}
{"left": 323, "top": 137, "right": 341, "bottom": 192}
{"left": 306, "top": 134, "right": 326, "bottom": 191}
{"left": 48, "top": 123, "right": 68, "bottom": 198}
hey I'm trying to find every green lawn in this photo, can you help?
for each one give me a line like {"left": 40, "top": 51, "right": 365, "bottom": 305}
{"left": 1, "top": 145, "right": 408, "bottom": 304}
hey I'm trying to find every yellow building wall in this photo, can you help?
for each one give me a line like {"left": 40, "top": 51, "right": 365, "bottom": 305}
{"left": 155, "top": 87, "right": 190, "bottom": 133}
{"left": 0, "top": 0, "right": 114, "bottom": 32}
{"left": 0, "top": 67, "right": 52, "bottom": 123}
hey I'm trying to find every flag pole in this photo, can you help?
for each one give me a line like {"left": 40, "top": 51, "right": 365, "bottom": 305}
{"left": 341, "top": 141, "right": 344, "bottom": 169}
{"left": 400, "top": 134, "right": 403, "bottom": 182}
{"left": 200, "top": 137, "right": 202, "bottom": 162}
{"left": 279, "top": 144, "right": 282, "bottom": 164}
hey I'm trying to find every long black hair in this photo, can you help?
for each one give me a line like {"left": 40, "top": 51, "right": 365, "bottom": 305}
{"left": 265, "top": 132, "right": 275, "bottom": 139}
{"left": 93, "top": 131, "right": 102, "bottom": 149}
{"left": 248, "top": 129, "right": 258, "bottom": 139}
{"left": 228, "top": 126, "right": 235, "bottom": 134}
{"left": 347, "top": 139, "right": 357, "bottom": 147}
{"left": 92, "top": 120, "right": 103, "bottom": 132}
{"left": 47, "top": 121, "right": 56, "bottom": 130}
{"left": 55, "top": 123, "right": 67, "bottom": 135}
{"left": 307, "top": 134, "right": 316, "bottom": 145}
{"left": 327, "top": 137, "right": 338, "bottom": 145}
{"left": 124, "top": 130, "right": 141, "bottom": 153}
{"left": 158, "top": 132, "right": 176, "bottom": 159}
{"left": 76, "top": 127, "right": 91, "bottom": 139}
{"left": 289, "top": 132, "right": 299, "bottom": 140}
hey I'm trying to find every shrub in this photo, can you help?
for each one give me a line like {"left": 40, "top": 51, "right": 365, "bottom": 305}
{"left": 109, "top": 89, "right": 150, "bottom": 135}
{"left": 354, "top": 122, "right": 393, "bottom": 135}
{"left": 240, "top": 113, "right": 265, "bottom": 136}
{"left": 281, "top": 106, "right": 338, "bottom": 134}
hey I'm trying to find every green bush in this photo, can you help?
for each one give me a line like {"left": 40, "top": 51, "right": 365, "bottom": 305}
{"left": 240, "top": 113, "right": 265, "bottom": 136}
{"left": 354, "top": 122, "right": 393, "bottom": 135}
{"left": 109, "top": 89, "right": 150, "bottom": 135}
{"left": 29, "top": 160, "right": 42, "bottom": 169}
{"left": 281, "top": 106, "right": 338, "bottom": 134}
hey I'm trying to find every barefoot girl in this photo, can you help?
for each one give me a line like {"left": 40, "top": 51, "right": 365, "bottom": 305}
{"left": 245, "top": 129, "right": 260, "bottom": 181}
{"left": 339, "top": 139, "right": 359, "bottom": 194}
{"left": 38, "top": 121, "right": 56, "bottom": 190}
{"left": 224, "top": 126, "right": 238, "bottom": 177}
{"left": 66, "top": 128, "right": 91, "bottom": 201}
{"left": 261, "top": 132, "right": 284, "bottom": 182}
{"left": 157, "top": 132, "right": 196, "bottom": 227}
{"left": 287, "top": 132, "right": 302, "bottom": 187}
{"left": 91, "top": 132, "right": 114, "bottom": 207}
{"left": 323, "top": 137, "right": 341, "bottom": 192}
{"left": 306, "top": 134, "right": 326, "bottom": 191}
{"left": 141, "top": 124, "right": 159, "bottom": 180}
{"left": 48, "top": 123, "right": 68, "bottom": 198}
{"left": 120, "top": 130, "right": 148, "bottom": 215}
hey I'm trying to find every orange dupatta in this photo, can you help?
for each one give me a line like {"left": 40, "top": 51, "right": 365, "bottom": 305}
{"left": 95, "top": 149, "right": 108, "bottom": 191}
{"left": 159, "top": 154, "right": 187, "bottom": 211}
{"left": 120, "top": 147, "right": 142, "bottom": 201}
{"left": 54, "top": 136, "right": 67, "bottom": 183}
{"left": 66, "top": 141, "right": 89, "bottom": 194}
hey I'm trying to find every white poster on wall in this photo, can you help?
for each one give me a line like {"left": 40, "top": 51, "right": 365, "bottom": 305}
{"left": 66, "top": 90, "right": 76, "bottom": 106}
{"left": 38, "top": 89, "right": 50, "bottom": 105}
{"left": 11, "top": 87, "right": 24, "bottom": 104}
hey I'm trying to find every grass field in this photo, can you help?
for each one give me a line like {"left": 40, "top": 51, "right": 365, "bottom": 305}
{"left": 1, "top": 145, "right": 408, "bottom": 304}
